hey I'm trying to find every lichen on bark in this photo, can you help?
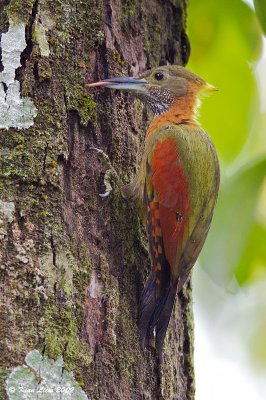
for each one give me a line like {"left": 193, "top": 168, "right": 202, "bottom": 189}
{"left": 0, "top": 0, "right": 194, "bottom": 399}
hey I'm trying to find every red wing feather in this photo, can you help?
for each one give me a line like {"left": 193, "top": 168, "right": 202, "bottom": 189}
{"left": 145, "top": 190, "right": 170, "bottom": 299}
{"left": 140, "top": 137, "right": 191, "bottom": 354}
{"left": 150, "top": 138, "right": 190, "bottom": 270}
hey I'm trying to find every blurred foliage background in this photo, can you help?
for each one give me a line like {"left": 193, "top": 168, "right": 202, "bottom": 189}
{"left": 187, "top": 0, "right": 266, "bottom": 398}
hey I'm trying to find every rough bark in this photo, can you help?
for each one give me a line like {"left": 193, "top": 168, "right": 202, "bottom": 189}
{"left": 0, "top": 0, "right": 194, "bottom": 399}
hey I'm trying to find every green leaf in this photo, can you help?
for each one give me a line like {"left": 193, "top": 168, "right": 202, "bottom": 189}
{"left": 187, "top": 0, "right": 262, "bottom": 164}
{"left": 200, "top": 157, "right": 266, "bottom": 285}
{"left": 254, "top": 0, "right": 266, "bottom": 35}
{"left": 234, "top": 223, "right": 266, "bottom": 284}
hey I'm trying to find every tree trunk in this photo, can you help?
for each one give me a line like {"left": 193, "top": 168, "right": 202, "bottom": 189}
{"left": 0, "top": 1, "right": 194, "bottom": 399}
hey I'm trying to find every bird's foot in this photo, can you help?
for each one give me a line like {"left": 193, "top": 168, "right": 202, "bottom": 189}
{"left": 90, "top": 147, "right": 121, "bottom": 198}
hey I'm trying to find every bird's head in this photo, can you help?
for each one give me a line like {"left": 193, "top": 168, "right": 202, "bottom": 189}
{"left": 87, "top": 65, "right": 217, "bottom": 116}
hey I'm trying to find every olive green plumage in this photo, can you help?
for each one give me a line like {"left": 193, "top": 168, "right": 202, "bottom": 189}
{"left": 87, "top": 64, "right": 220, "bottom": 358}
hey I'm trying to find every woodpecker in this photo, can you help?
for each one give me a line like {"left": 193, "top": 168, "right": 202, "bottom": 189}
{"left": 87, "top": 65, "right": 220, "bottom": 358}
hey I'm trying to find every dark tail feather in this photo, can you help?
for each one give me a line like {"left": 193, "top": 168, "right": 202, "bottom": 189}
{"left": 154, "top": 287, "right": 176, "bottom": 358}
{"left": 139, "top": 274, "right": 177, "bottom": 358}
{"left": 139, "top": 275, "right": 157, "bottom": 351}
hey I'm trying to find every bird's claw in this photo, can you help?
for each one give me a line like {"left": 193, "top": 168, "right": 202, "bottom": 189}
{"left": 99, "top": 168, "right": 115, "bottom": 198}
{"left": 99, "top": 191, "right": 111, "bottom": 198}
{"left": 89, "top": 147, "right": 120, "bottom": 198}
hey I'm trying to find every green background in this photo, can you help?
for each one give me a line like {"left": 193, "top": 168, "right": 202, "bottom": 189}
{"left": 187, "top": 0, "right": 266, "bottom": 395}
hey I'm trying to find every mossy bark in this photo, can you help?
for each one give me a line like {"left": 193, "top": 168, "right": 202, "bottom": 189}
{"left": 0, "top": 0, "right": 194, "bottom": 399}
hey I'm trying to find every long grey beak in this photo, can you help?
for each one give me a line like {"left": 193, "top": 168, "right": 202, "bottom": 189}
{"left": 86, "top": 76, "right": 147, "bottom": 92}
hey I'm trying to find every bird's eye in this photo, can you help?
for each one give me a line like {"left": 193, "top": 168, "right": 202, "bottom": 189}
{"left": 154, "top": 72, "right": 164, "bottom": 81}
